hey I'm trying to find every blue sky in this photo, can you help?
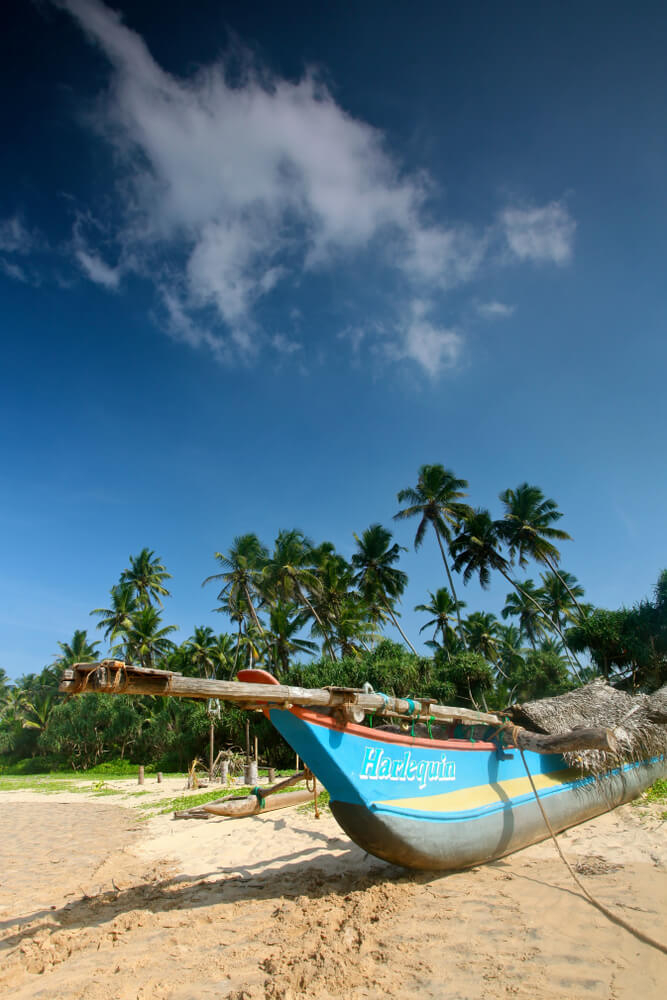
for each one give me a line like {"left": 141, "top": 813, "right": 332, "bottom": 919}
{"left": 1, "top": 0, "right": 666, "bottom": 680}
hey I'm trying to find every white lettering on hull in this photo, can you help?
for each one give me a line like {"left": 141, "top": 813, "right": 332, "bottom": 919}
{"left": 359, "top": 747, "right": 456, "bottom": 789}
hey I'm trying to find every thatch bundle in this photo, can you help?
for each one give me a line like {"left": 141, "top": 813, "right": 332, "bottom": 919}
{"left": 509, "top": 679, "right": 667, "bottom": 772}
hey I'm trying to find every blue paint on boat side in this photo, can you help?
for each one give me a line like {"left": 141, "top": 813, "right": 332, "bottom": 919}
{"left": 267, "top": 706, "right": 666, "bottom": 870}
{"left": 372, "top": 758, "right": 659, "bottom": 823}
{"left": 269, "top": 707, "right": 566, "bottom": 816}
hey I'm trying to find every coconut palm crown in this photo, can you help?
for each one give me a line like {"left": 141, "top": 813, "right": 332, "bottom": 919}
{"left": 395, "top": 464, "right": 470, "bottom": 641}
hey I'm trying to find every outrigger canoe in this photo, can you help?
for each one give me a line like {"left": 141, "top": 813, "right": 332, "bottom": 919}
{"left": 60, "top": 661, "right": 666, "bottom": 872}
{"left": 239, "top": 669, "right": 665, "bottom": 870}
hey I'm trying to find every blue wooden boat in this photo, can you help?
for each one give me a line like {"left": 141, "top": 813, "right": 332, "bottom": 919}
{"left": 240, "top": 669, "right": 666, "bottom": 871}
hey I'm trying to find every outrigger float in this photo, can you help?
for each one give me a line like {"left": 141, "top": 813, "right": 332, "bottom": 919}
{"left": 60, "top": 661, "right": 666, "bottom": 871}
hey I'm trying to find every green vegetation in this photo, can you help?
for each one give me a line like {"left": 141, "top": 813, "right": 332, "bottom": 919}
{"left": 1, "top": 466, "right": 665, "bottom": 772}
{"left": 642, "top": 778, "right": 667, "bottom": 804}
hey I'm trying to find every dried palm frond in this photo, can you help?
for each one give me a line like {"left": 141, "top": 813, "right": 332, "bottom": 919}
{"left": 509, "top": 679, "right": 667, "bottom": 772}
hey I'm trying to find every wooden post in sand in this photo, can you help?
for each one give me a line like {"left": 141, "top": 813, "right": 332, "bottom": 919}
{"left": 138, "top": 765, "right": 145, "bottom": 785}
{"left": 157, "top": 772, "right": 163, "bottom": 783}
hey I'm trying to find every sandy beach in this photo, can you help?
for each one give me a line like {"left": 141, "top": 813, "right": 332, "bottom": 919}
{"left": 0, "top": 779, "right": 665, "bottom": 1000}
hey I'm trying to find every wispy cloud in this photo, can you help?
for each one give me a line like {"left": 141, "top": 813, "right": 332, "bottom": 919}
{"left": 45, "top": 0, "right": 576, "bottom": 375}
{"left": 74, "top": 247, "right": 121, "bottom": 288}
{"left": 0, "top": 216, "right": 36, "bottom": 255}
{"left": 476, "top": 300, "right": 515, "bottom": 319}
{"left": 0, "top": 259, "right": 29, "bottom": 283}
{"left": 500, "top": 202, "right": 575, "bottom": 265}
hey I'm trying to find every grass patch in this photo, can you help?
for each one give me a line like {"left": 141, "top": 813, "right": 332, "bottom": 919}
{"left": 0, "top": 776, "right": 85, "bottom": 793}
{"left": 297, "top": 790, "right": 331, "bottom": 815}
{"left": 643, "top": 778, "right": 667, "bottom": 804}
{"left": 154, "top": 786, "right": 253, "bottom": 815}
{"left": 142, "top": 781, "right": 312, "bottom": 817}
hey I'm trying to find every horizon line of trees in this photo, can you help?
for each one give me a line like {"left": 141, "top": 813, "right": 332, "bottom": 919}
{"left": 1, "top": 466, "right": 665, "bottom": 770}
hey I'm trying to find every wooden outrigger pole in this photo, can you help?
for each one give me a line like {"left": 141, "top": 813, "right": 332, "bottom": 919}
{"left": 59, "top": 660, "right": 620, "bottom": 755}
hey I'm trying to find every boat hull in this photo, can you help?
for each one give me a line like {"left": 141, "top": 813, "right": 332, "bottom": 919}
{"left": 330, "top": 756, "right": 665, "bottom": 869}
{"left": 267, "top": 706, "right": 666, "bottom": 871}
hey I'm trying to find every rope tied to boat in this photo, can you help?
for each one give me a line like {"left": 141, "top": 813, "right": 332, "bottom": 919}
{"left": 251, "top": 786, "right": 266, "bottom": 810}
{"left": 304, "top": 767, "right": 320, "bottom": 818}
{"left": 368, "top": 692, "right": 390, "bottom": 726}
{"left": 519, "top": 748, "right": 667, "bottom": 956}
{"left": 404, "top": 698, "right": 418, "bottom": 737}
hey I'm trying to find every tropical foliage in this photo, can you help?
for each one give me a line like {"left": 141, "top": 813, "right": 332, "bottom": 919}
{"left": 1, "top": 470, "right": 665, "bottom": 772}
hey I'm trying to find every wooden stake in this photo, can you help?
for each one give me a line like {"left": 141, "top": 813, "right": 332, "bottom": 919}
{"left": 138, "top": 765, "right": 144, "bottom": 786}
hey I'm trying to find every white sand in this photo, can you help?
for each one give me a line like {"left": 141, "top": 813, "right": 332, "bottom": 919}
{"left": 0, "top": 779, "right": 665, "bottom": 999}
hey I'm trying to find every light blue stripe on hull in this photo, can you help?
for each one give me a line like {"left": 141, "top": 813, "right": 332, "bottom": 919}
{"left": 331, "top": 756, "right": 666, "bottom": 870}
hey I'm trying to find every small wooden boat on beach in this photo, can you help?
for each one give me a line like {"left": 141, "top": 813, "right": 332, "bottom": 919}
{"left": 60, "top": 661, "right": 667, "bottom": 872}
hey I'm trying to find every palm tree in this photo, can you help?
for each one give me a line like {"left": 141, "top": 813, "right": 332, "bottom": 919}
{"left": 310, "top": 546, "right": 353, "bottom": 634}
{"left": 185, "top": 626, "right": 218, "bottom": 679}
{"left": 539, "top": 570, "right": 585, "bottom": 632}
{"left": 124, "top": 607, "right": 177, "bottom": 668}
{"left": 463, "top": 611, "right": 501, "bottom": 664}
{"left": 450, "top": 509, "right": 511, "bottom": 589}
{"left": 91, "top": 582, "right": 138, "bottom": 647}
{"left": 262, "top": 530, "right": 338, "bottom": 661}
{"left": 352, "top": 524, "right": 417, "bottom": 654}
{"left": 414, "top": 588, "right": 464, "bottom": 657}
{"left": 264, "top": 601, "right": 319, "bottom": 674}
{"left": 497, "top": 483, "right": 585, "bottom": 618}
{"left": 204, "top": 534, "right": 268, "bottom": 637}
{"left": 395, "top": 464, "right": 470, "bottom": 643}
{"left": 497, "top": 623, "right": 526, "bottom": 682}
{"left": 185, "top": 625, "right": 232, "bottom": 774}
{"left": 211, "top": 633, "right": 236, "bottom": 679}
{"left": 121, "top": 548, "right": 172, "bottom": 608}
{"left": 22, "top": 691, "right": 56, "bottom": 732}
{"left": 53, "top": 629, "right": 100, "bottom": 668}
{"left": 314, "top": 593, "right": 379, "bottom": 659}
{"left": 451, "top": 509, "right": 582, "bottom": 681}
{"left": 502, "top": 581, "right": 546, "bottom": 648}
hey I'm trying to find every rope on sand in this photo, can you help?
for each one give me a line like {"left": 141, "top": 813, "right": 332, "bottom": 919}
{"left": 519, "top": 748, "right": 667, "bottom": 955}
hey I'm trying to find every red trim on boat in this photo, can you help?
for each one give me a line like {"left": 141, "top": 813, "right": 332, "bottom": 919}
{"left": 277, "top": 706, "right": 500, "bottom": 752}
{"left": 241, "top": 669, "right": 502, "bottom": 752}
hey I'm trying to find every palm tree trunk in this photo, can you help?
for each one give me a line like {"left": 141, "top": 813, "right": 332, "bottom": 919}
{"left": 232, "top": 620, "right": 243, "bottom": 673}
{"left": 381, "top": 596, "right": 419, "bottom": 656}
{"left": 243, "top": 583, "right": 266, "bottom": 637}
{"left": 434, "top": 525, "right": 466, "bottom": 647}
{"left": 504, "top": 573, "right": 583, "bottom": 682}
{"left": 543, "top": 556, "right": 587, "bottom": 620}
{"left": 292, "top": 579, "right": 338, "bottom": 662}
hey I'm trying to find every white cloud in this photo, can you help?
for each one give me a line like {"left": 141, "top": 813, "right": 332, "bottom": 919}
{"left": 0, "top": 216, "right": 35, "bottom": 255}
{"left": 0, "top": 259, "right": 29, "bottom": 283}
{"left": 500, "top": 202, "right": 575, "bottom": 265}
{"left": 477, "top": 300, "right": 515, "bottom": 319}
{"left": 50, "top": 0, "right": 575, "bottom": 375}
{"left": 385, "top": 300, "right": 463, "bottom": 376}
{"left": 74, "top": 247, "right": 122, "bottom": 288}
{"left": 271, "top": 333, "right": 302, "bottom": 354}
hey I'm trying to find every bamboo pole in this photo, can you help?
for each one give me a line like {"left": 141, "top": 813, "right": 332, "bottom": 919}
{"left": 59, "top": 661, "right": 501, "bottom": 725}
{"left": 58, "top": 661, "right": 620, "bottom": 755}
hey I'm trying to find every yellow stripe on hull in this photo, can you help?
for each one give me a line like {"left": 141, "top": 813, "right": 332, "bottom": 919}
{"left": 376, "top": 768, "right": 581, "bottom": 813}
